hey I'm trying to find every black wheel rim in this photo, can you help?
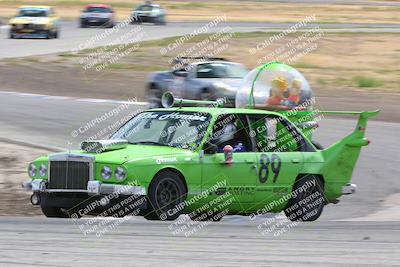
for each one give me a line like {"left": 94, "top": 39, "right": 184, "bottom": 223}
{"left": 155, "top": 177, "right": 182, "bottom": 212}
{"left": 298, "top": 181, "right": 324, "bottom": 211}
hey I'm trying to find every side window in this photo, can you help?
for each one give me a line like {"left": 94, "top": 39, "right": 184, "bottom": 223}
{"left": 210, "top": 114, "right": 253, "bottom": 153}
{"left": 248, "top": 115, "right": 302, "bottom": 152}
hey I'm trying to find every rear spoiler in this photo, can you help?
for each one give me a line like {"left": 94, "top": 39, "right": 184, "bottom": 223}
{"left": 316, "top": 110, "right": 379, "bottom": 119}
{"left": 319, "top": 110, "right": 380, "bottom": 147}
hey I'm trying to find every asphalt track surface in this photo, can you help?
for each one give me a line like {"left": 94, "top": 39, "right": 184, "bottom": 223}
{"left": 0, "top": 90, "right": 400, "bottom": 267}
{"left": 1, "top": 21, "right": 400, "bottom": 59}
{"left": 0, "top": 91, "right": 399, "bottom": 221}
{"left": 0, "top": 217, "right": 399, "bottom": 266}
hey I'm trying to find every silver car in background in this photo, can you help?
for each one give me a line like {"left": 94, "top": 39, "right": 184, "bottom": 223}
{"left": 79, "top": 4, "right": 115, "bottom": 28}
{"left": 146, "top": 57, "right": 248, "bottom": 107}
{"left": 131, "top": 3, "right": 166, "bottom": 25}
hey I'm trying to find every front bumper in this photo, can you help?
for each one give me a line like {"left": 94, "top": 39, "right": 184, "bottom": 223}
{"left": 342, "top": 183, "right": 357, "bottom": 195}
{"left": 23, "top": 179, "right": 146, "bottom": 196}
{"left": 24, "top": 179, "right": 148, "bottom": 214}
{"left": 11, "top": 30, "right": 50, "bottom": 38}
{"left": 132, "top": 14, "right": 158, "bottom": 22}
{"left": 81, "top": 18, "right": 112, "bottom": 26}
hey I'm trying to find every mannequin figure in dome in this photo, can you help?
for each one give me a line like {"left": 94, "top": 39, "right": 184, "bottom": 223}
{"left": 283, "top": 79, "right": 301, "bottom": 107}
{"left": 267, "top": 76, "right": 288, "bottom": 106}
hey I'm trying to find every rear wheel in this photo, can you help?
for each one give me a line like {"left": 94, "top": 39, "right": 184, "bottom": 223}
{"left": 284, "top": 175, "right": 326, "bottom": 221}
{"left": 144, "top": 171, "right": 186, "bottom": 221}
{"left": 199, "top": 88, "right": 212, "bottom": 101}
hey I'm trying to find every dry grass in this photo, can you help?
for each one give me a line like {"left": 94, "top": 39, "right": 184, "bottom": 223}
{"left": 0, "top": 0, "right": 399, "bottom": 23}
{"left": 39, "top": 32, "right": 399, "bottom": 92}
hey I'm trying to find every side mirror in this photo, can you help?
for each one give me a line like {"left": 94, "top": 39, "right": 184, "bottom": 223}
{"left": 203, "top": 141, "right": 218, "bottom": 154}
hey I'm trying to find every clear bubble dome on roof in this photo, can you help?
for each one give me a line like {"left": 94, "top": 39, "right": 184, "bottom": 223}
{"left": 236, "top": 62, "right": 313, "bottom": 110}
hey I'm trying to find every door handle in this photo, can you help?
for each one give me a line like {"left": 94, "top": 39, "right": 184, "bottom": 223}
{"left": 291, "top": 158, "right": 300, "bottom": 164}
{"left": 252, "top": 164, "right": 258, "bottom": 175}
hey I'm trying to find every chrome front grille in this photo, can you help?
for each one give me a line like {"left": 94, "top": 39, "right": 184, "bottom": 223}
{"left": 48, "top": 153, "right": 95, "bottom": 191}
{"left": 49, "top": 161, "right": 90, "bottom": 190}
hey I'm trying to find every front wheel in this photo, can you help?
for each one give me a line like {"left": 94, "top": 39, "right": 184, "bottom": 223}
{"left": 284, "top": 175, "right": 326, "bottom": 221}
{"left": 40, "top": 196, "right": 69, "bottom": 218}
{"left": 145, "top": 171, "right": 186, "bottom": 221}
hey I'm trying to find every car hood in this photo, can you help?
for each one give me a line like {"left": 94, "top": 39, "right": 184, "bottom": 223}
{"left": 9, "top": 17, "right": 51, "bottom": 24}
{"left": 81, "top": 144, "right": 196, "bottom": 165}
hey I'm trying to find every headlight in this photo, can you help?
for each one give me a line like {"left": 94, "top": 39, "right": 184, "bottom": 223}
{"left": 28, "top": 163, "right": 37, "bottom": 177}
{"left": 39, "top": 164, "right": 47, "bottom": 177}
{"left": 115, "top": 166, "right": 126, "bottom": 181}
{"left": 101, "top": 166, "right": 112, "bottom": 180}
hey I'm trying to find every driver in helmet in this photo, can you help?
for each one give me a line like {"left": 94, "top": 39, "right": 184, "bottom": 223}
{"left": 214, "top": 120, "right": 248, "bottom": 153}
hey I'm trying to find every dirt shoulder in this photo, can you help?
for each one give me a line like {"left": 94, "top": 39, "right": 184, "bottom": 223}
{"left": 0, "top": 63, "right": 397, "bottom": 122}
{"left": 0, "top": 32, "right": 399, "bottom": 122}
{"left": 0, "top": 141, "right": 51, "bottom": 216}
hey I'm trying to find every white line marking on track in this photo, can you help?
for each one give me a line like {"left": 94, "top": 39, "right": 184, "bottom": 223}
{"left": 0, "top": 90, "right": 149, "bottom": 106}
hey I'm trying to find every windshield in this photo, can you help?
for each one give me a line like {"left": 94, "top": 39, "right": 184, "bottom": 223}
{"left": 196, "top": 63, "right": 248, "bottom": 79}
{"left": 85, "top": 7, "right": 111, "bottom": 13}
{"left": 112, "top": 111, "right": 211, "bottom": 150}
{"left": 18, "top": 9, "right": 48, "bottom": 17}
{"left": 136, "top": 5, "right": 153, "bottom": 11}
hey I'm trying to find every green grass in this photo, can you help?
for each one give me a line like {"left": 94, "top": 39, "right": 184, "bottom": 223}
{"left": 353, "top": 76, "right": 384, "bottom": 88}
{"left": 107, "top": 63, "right": 165, "bottom": 72}
{"left": 292, "top": 62, "right": 319, "bottom": 69}
{"left": 317, "top": 78, "right": 327, "bottom": 85}
{"left": 182, "top": 2, "right": 207, "bottom": 8}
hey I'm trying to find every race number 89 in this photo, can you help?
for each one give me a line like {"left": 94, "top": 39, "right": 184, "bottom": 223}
{"left": 258, "top": 154, "right": 282, "bottom": 183}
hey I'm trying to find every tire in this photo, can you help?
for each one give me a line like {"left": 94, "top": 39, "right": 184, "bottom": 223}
{"left": 40, "top": 195, "right": 69, "bottom": 218}
{"left": 54, "top": 29, "right": 59, "bottom": 39}
{"left": 284, "top": 175, "right": 326, "bottom": 222}
{"left": 80, "top": 21, "right": 87, "bottom": 28}
{"left": 146, "top": 85, "right": 162, "bottom": 108}
{"left": 107, "top": 21, "right": 114, "bottom": 28}
{"left": 312, "top": 141, "right": 324, "bottom": 150}
{"left": 144, "top": 170, "right": 186, "bottom": 221}
{"left": 199, "top": 88, "right": 212, "bottom": 101}
{"left": 9, "top": 31, "right": 14, "bottom": 39}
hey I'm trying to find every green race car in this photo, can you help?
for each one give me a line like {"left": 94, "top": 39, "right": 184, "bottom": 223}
{"left": 24, "top": 95, "right": 378, "bottom": 222}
